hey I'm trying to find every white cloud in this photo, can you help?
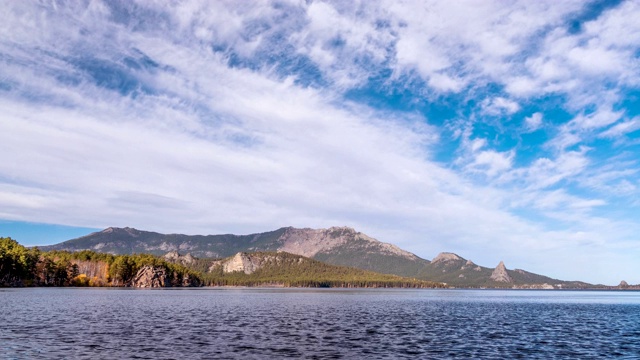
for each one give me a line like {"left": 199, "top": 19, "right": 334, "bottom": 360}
{"left": 467, "top": 150, "right": 515, "bottom": 178}
{"left": 572, "top": 107, "right": 624, "bottom": 130}
{"left": 524, "top": 112, "right": 543, "bottom": 132}
{"left": 385, "top": 1, "right": 584, "bottom": 92}
{"left": 547, "top": 106, "right": 624, "bottom": 150}
{"left": 513, "top": 148, "right": 590, "bottom": 190}
{"left": 481, "top": 97, "right": 521, "bottom": 116}
{"left": 515, "top": 189, "right": 605, "bottom": 212}
{"left": 599, "top": 117, "right": 640, "bottom": 138}
{"left": 503, "top": 1, "right": 640, "bottom": 110}
{"left": 456, "top": 135, "right": 514, "bottom": 179}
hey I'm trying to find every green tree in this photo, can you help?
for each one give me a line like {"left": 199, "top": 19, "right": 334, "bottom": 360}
{"left": 0, "top": 237, "right": 40, "bottom": 285}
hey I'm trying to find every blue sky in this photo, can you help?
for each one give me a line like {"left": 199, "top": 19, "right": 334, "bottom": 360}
{"left": 1, "top": 1, "right": 639, "bottom": 284}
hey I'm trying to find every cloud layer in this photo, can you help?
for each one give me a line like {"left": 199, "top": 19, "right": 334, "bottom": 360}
{"left": 1, "top": 1, "right": 639, "bottom": 284}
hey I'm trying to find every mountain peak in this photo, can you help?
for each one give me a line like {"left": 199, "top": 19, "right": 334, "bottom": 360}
{"left": 278, "top": 227, "right": 362, "bottom": 258}
{"left": 431, "top": 252, "right": 463, "bottom": 264}
{"left": 490, "top": 261, "right": 513, "bottom": 283}
{"left": 327, "top": 226, "right": 357, "bottom": 236}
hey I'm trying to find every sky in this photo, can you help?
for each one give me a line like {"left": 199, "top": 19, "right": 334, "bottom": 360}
{"left": 1, "top": 0, "right": 639, "bottom": 285}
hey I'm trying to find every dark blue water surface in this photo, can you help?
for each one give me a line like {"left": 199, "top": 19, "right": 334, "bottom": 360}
{"left": 1, "top": 288, "right": 639, "bottom": 359}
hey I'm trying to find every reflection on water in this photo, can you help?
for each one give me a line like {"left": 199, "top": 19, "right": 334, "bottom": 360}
{"left": 1, "top": 288, "right": 639, "bottom": 359}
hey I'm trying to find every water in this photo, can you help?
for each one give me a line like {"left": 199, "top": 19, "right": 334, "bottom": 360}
{"left": 1, "top": 288, "right": 639, "bottom": 359}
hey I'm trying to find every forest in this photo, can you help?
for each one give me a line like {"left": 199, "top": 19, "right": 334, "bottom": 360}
{"left": 0, "top": 237, "right": 199, "bottom": 287}
{"left": 202, "top": 251, "right": 445, "bottom": 288}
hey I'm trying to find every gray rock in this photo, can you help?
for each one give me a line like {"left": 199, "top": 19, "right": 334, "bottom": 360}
{"left": 490, "top": 261, "right": 513, "bottom": 283}
{"left": 431, "top": 252, "right": 463, "bottom": 264}
{"left": 131, "top": 266, "right": 168, "bottom": 288}
{"left": 163, "top": 251, "right": 195, "bottom": 266}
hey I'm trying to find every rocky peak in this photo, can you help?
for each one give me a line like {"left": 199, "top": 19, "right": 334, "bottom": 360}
{"left": 431, "top": 252, "right": 463, "bottom": 264}
{"left": 327, "top": 226, "right": 357, "bottom": 236}
{"left": 276, "top": 226, "right": 419, "bottom": 261}
{"left": 221, "top": 252, "right": 263, "bottom": 274}
{"left": 490, "top": 261, "right": 513, "bottom": 283}
{"left": 183, "top": 253, "right": 195, "bottom": 263}
{"left": 460, "top": 259, "right": 477, "bottom": 270}
{"left": 163, "top": 251, "right": 195, "bottom": 266}
{"left": 209, "top": 252, "right": 307, "bottom": 275}
{"left": 101, "top": 227, "right": 140, "bottom": 237}
{"left": 164, "top": 250, "right": 180, "bottom": 261}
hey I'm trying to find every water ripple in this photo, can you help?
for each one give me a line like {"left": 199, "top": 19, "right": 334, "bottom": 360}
{"left": 1, "top": 289, "right": 639, "bottom": 359}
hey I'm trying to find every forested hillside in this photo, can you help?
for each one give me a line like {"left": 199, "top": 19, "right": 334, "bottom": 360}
{"left": 0, "top": 237, "right": 200, "bottom": 287}
{"left": 203, "top": 251, "right": 444, "bottom": 288}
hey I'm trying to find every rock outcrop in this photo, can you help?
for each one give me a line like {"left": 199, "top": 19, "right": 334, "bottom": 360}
{"left": 431, "top": 252, "right": 463, "bottom": 265}
{"left": 131, "top": 266, "right": 168, "bottom": 288}
{"left": 163, "top": 251, "right": 195, "bottom": 266}
{"left": 460, "top": 259, "right": 476, "bottom": 270}
{"left": 130, "top": 265, "right": 201, "bottom": 287}
{"left": 209, "top": 252, "right": 306, "bottom": 275}
{"left": 223, "top": 253, "right": 262, "bottom": 274}
{"left": 490, "top": 261, "right": 513, "bottom": 283}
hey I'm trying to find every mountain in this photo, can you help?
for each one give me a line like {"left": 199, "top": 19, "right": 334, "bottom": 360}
{"left": 41, "top": 226, "right": 428, "bottom": 277}
{"left": 41, "top": 226, "right": 591, "bottom": 288}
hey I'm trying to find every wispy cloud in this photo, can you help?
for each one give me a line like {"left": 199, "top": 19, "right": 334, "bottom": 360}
{"left": 524, "top": 112, "right": 543, "bottom": 132}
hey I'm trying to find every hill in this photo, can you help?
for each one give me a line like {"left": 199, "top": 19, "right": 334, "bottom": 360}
{"left": 201, "top": 251, "right": 444, "bottom": 288}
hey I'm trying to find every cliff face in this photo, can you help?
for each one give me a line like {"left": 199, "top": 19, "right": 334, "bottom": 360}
{"left": 131, "top": 266, "right": 168, "bottom": 288}
{"left": 209, "top": 252, "right": 307, "bottom": 275}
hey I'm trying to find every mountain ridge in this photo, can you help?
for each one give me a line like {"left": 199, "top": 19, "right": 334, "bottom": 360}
{"left": 40, "top": 226, "right": 593, "bottom": 288}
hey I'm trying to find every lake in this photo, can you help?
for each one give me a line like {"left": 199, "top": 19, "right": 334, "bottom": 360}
{"left": 1, "top": 288, "right": 639, "bottom": 359}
